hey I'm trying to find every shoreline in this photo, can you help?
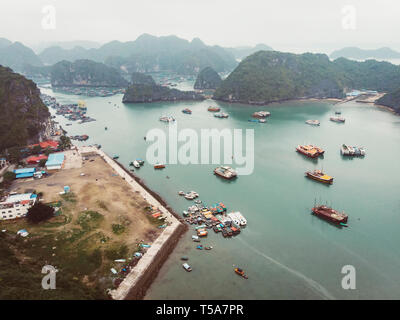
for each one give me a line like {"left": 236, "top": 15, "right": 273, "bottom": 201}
{"left": 212, "top": 96, "right": 345, "bottom": 107}
{"left": 78, "top": 146, "right": 187, "bottom": 300}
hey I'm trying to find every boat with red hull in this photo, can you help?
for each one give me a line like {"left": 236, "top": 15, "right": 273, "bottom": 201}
{"left": 312, "top": 205, "right": 348, "bottom": 225}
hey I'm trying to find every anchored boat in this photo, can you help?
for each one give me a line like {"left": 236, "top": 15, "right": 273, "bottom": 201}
{"left": 154, "top": 163, "right": 166, "bottom": 169}
{"left": 341, "top": 144, "right": 365, "bottom": 157}
{"left": 234, "top": 267, "right": 248, "bottom": 279}
{"left": 159, "top": 116, "right": 175, "bottom": 123}
{"left": 252, "top": 111, "right": 271, "bottom": 118}
{"left": 133, "top": 160, "right": 140, "bottom": 168}
{"left": 305, "top": 170, "right": 333, "bottom": 184}
{"left": 214, "top": 166, "right": 237, "bottom": 180}
{"left": 305, "top": 120, "right": 320, "bottom": 126}
{"left": 296, "top": 145, "right": 325, "bottom": 158}
{"left": 208, "top": 106, "right": 220, "bottom": 112}
{"left": 312, "top": 205, "right": 348, "bottom": 225}
{"left": 214, "top": 112, "right": 229, "bottom": 118}
{"left": 182, "top": 108, "right": 192, "bottom": 114}
{"left": 330, "top": 116, "right": 345, "bottom": 123}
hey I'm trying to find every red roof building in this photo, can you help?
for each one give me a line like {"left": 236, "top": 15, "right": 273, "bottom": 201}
{"left": 26, "top": 155, "right": 48, "bottom": 164}
{"left": 29, "top": 140, "right": 59, "bottom": 150}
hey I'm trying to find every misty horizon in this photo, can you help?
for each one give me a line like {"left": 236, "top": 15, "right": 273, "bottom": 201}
{"left": 1, "top": 0, "right": 400, "bottom": 54}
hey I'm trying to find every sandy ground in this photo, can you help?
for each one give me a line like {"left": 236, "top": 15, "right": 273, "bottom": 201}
{"left": 11, "top": 152, "right": 159, "bottom": 246}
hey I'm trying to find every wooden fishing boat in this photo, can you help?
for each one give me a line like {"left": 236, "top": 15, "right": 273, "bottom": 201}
{"left": 305, "top": 170, "right": 333, "bottom": 184}
{"left": 208, "top": 106, "right": 220, "bottom": 112}
{"left": 312, "top": 205, "right": 348, "bottom": 225}
{"left": 234, "top": 267, "right": 248, "bottom": 279}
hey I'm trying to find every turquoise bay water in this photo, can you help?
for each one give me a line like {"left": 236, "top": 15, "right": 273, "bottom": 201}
{"left": 42, "top": 87, "right": 400, "bottom": 299}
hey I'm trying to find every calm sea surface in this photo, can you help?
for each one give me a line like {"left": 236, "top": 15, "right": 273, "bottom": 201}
{"left": 41, "top": 85, "right": 400, "bottom": 300}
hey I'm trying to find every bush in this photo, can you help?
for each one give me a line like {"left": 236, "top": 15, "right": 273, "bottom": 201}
{"left": 26, "top": 202, "right": 55, "bottom": 224}
{"left": 2, "top": 171, "right": 16, "bottom": 183}
{"left": 112, "top": 224, "right": 125, "bottom": 235}
{"left": 38, "top": 159, "right": 47, "bottom": 167}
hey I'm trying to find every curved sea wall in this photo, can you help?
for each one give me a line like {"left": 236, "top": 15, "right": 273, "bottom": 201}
{"left": 78, "top": 146, "right": 187, "bottom": 300}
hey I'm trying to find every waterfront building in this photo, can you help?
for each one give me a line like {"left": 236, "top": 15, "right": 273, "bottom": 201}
{"left": 0, "top": 193, "right": 37, "bottom": 220}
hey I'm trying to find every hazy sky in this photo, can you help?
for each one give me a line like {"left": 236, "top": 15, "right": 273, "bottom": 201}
{"left": 1, "top": 0, "right": 399, "bottom": 53}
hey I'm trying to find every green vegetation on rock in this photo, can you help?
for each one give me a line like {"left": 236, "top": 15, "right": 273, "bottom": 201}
{"left": 0, "top": 65, "right": 50, "bottom": 153}
{"left": 50, "top": 59, "right": 128, "bottom": 87}
{"left": 123, "top": 74, "right": 204, "bottom": 103}
{"left": 376, "top": 88, "right": 400, "bottom": 113}
{"left": 194, "top": 67, "right": 222, "bottom": 90}
{"left": 214, "top": 50, "right": 400, "bottom": 104}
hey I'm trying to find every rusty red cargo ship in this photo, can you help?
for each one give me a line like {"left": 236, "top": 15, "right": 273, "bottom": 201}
{"left": 311, "top": 205, "right": 348, "bottom": 225}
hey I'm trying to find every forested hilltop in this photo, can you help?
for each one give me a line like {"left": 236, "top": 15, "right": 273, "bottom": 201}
{"left": 0, "top": 65, "right": 49, "bottom": 152}
{"left": 123, "top": 73, "right": 203, "bottom": 103}
{"left": 51, "top": 59, "right": 128, "bottom": 87}
{"left": 213, "top": 51, "right": 400, "bottom": 104}
{"left": 194, "top": 67, "right": 222, "bottom": 90}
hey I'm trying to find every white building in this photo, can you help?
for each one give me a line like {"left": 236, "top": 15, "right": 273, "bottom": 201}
{"left": 0, "top": 193, "right": 37, "bottom": 220}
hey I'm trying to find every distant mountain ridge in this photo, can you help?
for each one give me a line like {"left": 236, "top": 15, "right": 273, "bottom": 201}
{"left": 39, "top": 34, "right": 237, "bottom": 75}
{"left": 226, "top": 44, "right": 273, "bottom": 60}
{"left": 50, "top": 59, "right": 128, "bottom": 87}
{"left": 0, "top": 40, "right": 43, "bottom": 72}
{"left": 330, "top": 47, "right": 400, "bottom": 60}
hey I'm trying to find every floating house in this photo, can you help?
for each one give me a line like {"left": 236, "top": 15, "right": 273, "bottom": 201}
{"left": 14, "top": 167, "right": 36, "bottom": 179}
{"left": 45, "top": 152, "right": 65, "bottom": 171}
{"left": 0, "top": 193, "right": 37, "bottom": 220}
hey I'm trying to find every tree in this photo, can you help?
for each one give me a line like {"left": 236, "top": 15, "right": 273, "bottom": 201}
{"left": 31, "top": 145, "right": 42, "bottom": 155}
{"left": 7, "top": 146, "right": 23, "bottom": 163}
{"left": 2, "top": 171, "right": 16, "bottom": 184}
{"left": 26, "top": 202, "right": 55, "bottom": 224}
{"left": 59, "top": 136, "right": 71, "bottom": 150}
{"left": 38, "top": 159, "right": 47, "bottom": 167}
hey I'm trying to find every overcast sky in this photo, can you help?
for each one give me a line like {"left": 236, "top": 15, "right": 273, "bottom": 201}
{"left": 1, "top": 0, "right": 399, "bottom": 53}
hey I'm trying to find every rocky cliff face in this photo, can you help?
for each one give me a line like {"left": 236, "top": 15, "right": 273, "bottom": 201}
{"left": 51, "top": 59, "right": 128, "bottom": 87}
{"left": 194, "top": 67, "right": 222, "bottom": 90}
{"left": 123, "top": 73, "right": 204, "bottom": 103}
{"left": 0, "top": 65, "right": 50, "bottom": 151}
{"left": 213, "top": 51, "right": 349, "bottom": 104}
{"left": 123, "top": 83, "right": 204, "bottom": 103}
{"left": 376, "top": 88, "right": 400, "bottom": 113}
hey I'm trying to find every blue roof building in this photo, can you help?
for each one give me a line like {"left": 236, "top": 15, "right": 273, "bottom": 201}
{"left": 45, "top": 153, "right": 65, "bottom": 170}
{"left": 14, "top": 167, "right": 36, "bottom": 179}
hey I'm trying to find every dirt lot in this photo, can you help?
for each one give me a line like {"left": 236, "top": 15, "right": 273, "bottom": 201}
{"left": 0, "top": 153, "right": 165, "bottom": 299}
{"left": 12, "top": 153, "right": 160, "bottom": 246}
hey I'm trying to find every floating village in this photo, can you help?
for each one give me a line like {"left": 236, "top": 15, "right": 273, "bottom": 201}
{"left": 41, "top": 94, "right": 92, "bottom": 141}
{"left": 53, "top": 86, "right": 125, "bottom": 97}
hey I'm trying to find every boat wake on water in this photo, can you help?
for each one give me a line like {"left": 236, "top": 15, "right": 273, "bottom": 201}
{"left": 236, "top": 238, "right": 336, "bottom": 300}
